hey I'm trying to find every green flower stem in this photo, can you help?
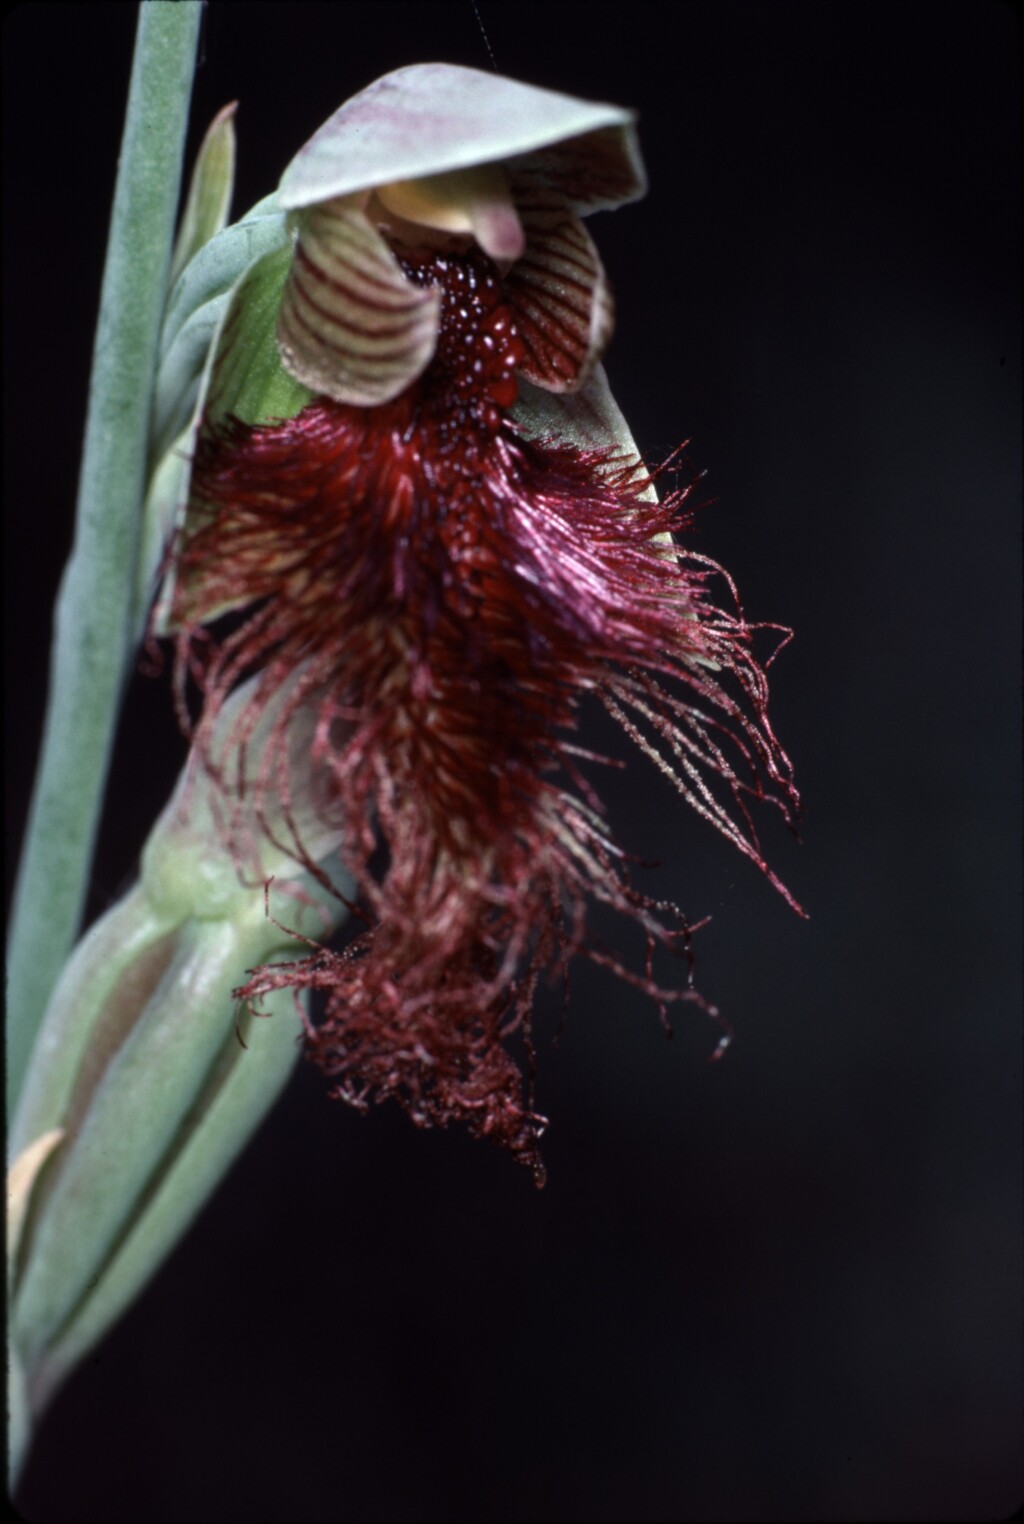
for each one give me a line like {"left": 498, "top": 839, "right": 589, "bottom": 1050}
{"left": 6, "top": 1, "right": 202, "bottom": 1116}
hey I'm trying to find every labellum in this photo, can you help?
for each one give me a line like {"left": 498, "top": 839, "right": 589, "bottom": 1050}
{"left": 163, "top": 66, "right": 801, "bottom": 1181}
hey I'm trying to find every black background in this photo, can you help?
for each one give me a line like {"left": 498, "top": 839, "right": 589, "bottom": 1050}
{"left": 4, "top": 3, "right": 1021, "bottom": 1519}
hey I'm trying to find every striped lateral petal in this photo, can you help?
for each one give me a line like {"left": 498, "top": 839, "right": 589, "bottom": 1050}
{"left": 277, "top": 197, "right": 442, "bottom": 405}
{"left": 503, "top": 190, "right": 613, "bottom": 393}
{"left": 507, "top": 122, "right": 646, "bottom": 216}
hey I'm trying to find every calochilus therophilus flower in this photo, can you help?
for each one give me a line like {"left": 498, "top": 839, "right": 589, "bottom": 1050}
{"left": 155, "top": 63, "right": 803, "bottom": 1181}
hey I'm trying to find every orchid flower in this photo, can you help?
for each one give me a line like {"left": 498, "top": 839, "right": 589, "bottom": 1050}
{"left": 158, "top": 64, "right": 802, "bottom": 1180}
{"left": 9, "top": 51, "right": 800, "bottom": 1483}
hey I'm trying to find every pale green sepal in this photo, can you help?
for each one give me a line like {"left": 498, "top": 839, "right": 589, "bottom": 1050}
{"left": 515, "top": 368, "right": 689, "bottom": 564}
{"left": 134, "top": 419, "right": 195, "bottom": 644}
{"left": 160, "top": 195, "right": 283, "bottom": 354}
{"left": 514, "top": 365, "right": 657, "bottom": 501}
{"left": 516, "top": 369, "right": 705, "bottom": 637}
{"left": 206, "top": 242, "right": 317, "bottom": 428}
{"left": 137, "top": 198, "right": 291, "bottom": 641}
{"left": 168, "top": 102, "right": 239, "bottom": 293}
{"left": 139, "top": 675, "right": 346, "bottom": 910}
{"left": 280, "top": 63, "right": 645, "bottom": 215}
{"left": 152, "top": 194, "right": 288, "bottom": 465}
{"left": 144, "top": 215, "right": 311, "bottom": 639}
{"left": 24, "top": 984, "right": 303, "bottom": 1417}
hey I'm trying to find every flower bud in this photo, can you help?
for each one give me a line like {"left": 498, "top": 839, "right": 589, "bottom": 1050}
{"left": 8, "top": 677, "right": 349, "bottom": 1431}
